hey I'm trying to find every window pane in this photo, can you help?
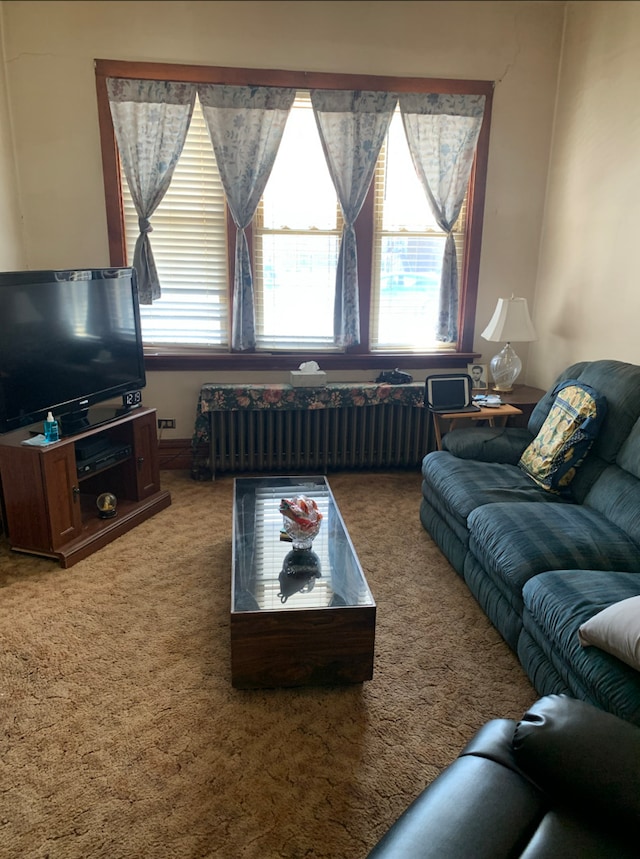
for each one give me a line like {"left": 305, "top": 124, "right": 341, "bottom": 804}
{"left": 383, "top": 115, "right": 440, "bottom": 232}
{"left": 262, "top": 98, "right": 337, "bottom": 231}
{"left": 376, "top": 237, "right": 443, "bottom": 347}
{"left": 370, "top": 109, "right": 467, "bottom": 352}
{"left": 260, "top": 233, "right": 339, "bottom": 348}
{"left": 254, "top": 93, "right": 340, "bottom": 350}
{"left": 122, "top": 97, "right": 229, "bottom": 347}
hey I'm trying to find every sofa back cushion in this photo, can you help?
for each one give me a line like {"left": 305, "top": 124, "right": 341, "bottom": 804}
{"left": 583, "top": 416, "right": 640, "bottom": 544}
{"left": 526, "top": 360, "right": 640, "bottom": 502}
{"left": 566, "top": 360, "right": 640, "bottom": 462}
{"left": 518, "top": 380, "right": 607, "bottom": 494}
{"left": 525, "top": 361, "right": 589, "bottom": 437}
{"left": 617, "top": 416, "right": 640, "bottom": 480}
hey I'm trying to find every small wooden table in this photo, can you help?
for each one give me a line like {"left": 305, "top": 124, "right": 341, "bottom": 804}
{"left": 431, "top": 404, "right": 523, "bottom": 451}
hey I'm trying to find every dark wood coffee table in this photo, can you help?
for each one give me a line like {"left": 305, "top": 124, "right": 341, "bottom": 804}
{"left": 231, "top": 475, "right": 376, "bottom": 689}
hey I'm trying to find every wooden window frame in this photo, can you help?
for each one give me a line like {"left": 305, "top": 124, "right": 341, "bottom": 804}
{"left": 95, "top": 59, "right": 493, "bottom": 372}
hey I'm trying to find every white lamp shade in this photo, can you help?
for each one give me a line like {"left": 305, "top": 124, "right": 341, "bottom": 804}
{"left": 481, "top": 296, "right": 537, "bottom": 343}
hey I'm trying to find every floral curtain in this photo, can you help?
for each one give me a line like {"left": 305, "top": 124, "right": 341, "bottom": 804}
{"left": 106, "top": 78, "right": 196, "bottom": 304}
{"left": 399, "top": 93, "right": 485, "bottom": 343}
{"left": 197, "top": 85, "right": 295, "bottom": 351}
{"left": 311, "top": 90, "right": 397, "bottom": 347}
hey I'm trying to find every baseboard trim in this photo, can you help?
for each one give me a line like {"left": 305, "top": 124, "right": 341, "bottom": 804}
{"left": 158, "top": 438, "right": 195, "bottom": 470}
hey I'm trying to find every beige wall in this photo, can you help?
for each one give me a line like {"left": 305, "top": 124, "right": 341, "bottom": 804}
{"left": 529, "top": 0, "right": 640, "bottom": 386}
{"left": 0, "top": 4, "right": 25, "bottom": 269}
{"left": 1, "top": 0, "right": 564, "bottom": 437}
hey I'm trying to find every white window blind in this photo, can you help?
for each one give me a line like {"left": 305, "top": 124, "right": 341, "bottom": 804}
{"left": 122, "top": 96, "right": 229, "bottom": 348}
{"left": 370, "top": 108, "right": 467, "bottom": 352}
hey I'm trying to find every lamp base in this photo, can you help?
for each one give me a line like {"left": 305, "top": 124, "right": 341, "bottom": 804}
{"left": 489, "top": 343, "right": 522, "bottom": 393}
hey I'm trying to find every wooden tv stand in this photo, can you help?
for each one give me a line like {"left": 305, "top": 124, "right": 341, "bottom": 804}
{"left": 0, "top": 406, "right": 171, "bottom": 568}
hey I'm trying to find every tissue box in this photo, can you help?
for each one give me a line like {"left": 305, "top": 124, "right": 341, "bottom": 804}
{"left": 290, "top": 370, "right": 327, "bottom": 388}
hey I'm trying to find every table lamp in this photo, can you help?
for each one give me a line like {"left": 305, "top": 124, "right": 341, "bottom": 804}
{"left": 481, "top": 295, "right": 537, "bottom": 392}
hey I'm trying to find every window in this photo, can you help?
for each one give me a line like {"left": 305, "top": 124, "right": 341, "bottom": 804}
{"left": 370, "top": 109, "right": 467, "bottom": 351}
{"left": 253, "top": 92, "right": 343, "bottom": 351}
{"left": 96, "top": 61, "right": 492, "bottom": 370}
{"left": 121, "top": 96, "right": 229, "bottom": 348}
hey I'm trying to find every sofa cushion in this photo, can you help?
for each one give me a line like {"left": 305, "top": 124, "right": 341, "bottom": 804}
{"left": 578, "top": 596, "right": 640, "bottom": 672}
{"left": 565, "top": 360, "right": 640, "bottom": 464}
{"left": 467, "top": 502, "right": 640, "bottom": 613}
{"left": 617, "top": 416, "right": 640, "bottom": 479}
{"left": 521, "top": 570, "right": 640, "bottom": 724}
{"left": 442, "top": 426, "right": 533, "bottom": 463}
{"left": 421, "top": 481, "right": 474, "bottom": 550}
{"left": 463, "top": 553, "right": 526, "bottom": 651}
{"left": 419, "top": 497, "right": 469, "bottom": 576}
{"left": 534, "top": 360, "right": 640, "bottom": 503}
{"left": 421, "top": 451, "right": 554, "bottom": 527}
{"left": 518, "top": 380, "right": 607, "bottom": 495}
{"left": 517, "top": 630, "right": 574, "bottom": 697}
{"left": 583, "top": 464, "right": 640, "bottom": 544}
{"left": 523, "top": 361, "right": 590, "bottom": 436}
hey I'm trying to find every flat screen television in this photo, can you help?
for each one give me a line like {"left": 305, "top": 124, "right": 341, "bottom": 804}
{"left": 0, "top": 267, "right": 146, "bottom": 437}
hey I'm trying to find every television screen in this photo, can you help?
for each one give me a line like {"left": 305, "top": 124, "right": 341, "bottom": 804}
{"left": 0, "top": 267, "right": 146, "bottom": 435}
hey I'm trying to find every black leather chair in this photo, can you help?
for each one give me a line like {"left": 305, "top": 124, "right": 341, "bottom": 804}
{"left": 367, "top": 695, "right": 640, "bottom": 858}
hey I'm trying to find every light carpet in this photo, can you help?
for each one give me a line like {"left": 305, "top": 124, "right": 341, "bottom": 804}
{"left": 0, "top": 469, "right": 536, "bottom": 859}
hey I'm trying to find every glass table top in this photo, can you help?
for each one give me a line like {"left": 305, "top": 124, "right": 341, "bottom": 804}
{"left": 232, "top": 475, "right": 374, "bottom": 613}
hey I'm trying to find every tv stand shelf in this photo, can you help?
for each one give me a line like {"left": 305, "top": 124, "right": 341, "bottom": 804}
{"left": 0, "top": 407, "right": 171, "bottom": 568}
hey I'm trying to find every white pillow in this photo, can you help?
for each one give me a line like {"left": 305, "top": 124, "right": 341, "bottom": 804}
{"left": 578, "top": 596, "right": 640, "bottom": 671}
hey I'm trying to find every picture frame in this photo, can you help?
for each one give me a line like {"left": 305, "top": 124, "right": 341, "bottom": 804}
{"left": 467, "top": 363, "right": 488, "bottom": 391}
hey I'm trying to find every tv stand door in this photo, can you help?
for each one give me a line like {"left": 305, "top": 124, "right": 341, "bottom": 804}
{"left": 132, "top": 410, "right": 161, "bottom": 497}
{"left": 42, "top": 447, "right": 83, "bottom": 548}
{"left": 0, "top": 442, "right": 81, "bottom": 554}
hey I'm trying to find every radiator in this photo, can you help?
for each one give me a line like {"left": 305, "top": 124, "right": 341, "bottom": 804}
{"left": 209, "top": 405, "right": 430, "bottom": 474}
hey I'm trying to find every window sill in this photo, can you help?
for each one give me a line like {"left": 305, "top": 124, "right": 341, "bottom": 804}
{"left": 143, "top": 351, "right": 481, "bottom": 372}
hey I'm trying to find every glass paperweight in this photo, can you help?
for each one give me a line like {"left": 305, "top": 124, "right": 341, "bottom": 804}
{"left": 279, "top": 494, "right": 322, "bottom": 549}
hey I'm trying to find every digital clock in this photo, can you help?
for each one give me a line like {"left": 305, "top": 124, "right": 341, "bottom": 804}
{"left": 122, "top": 390, "right": 142, "bottom": 409}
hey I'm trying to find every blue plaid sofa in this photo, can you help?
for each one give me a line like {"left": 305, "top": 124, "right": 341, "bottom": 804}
{"left": 420, "top": 359, "right": 640, "bottom": 724}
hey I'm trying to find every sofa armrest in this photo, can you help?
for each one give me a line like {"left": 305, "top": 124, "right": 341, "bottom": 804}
{"left": 366, "top": 719, "right": 545, "bottom": 859}
{"left": 512, "top": 694, "right": 640, "bottom": 830}
{"left": 442, "top": 426, "right": 533, "bottom": 464}
{"left": 458, "top": 716, "right": 521, "bottom": 767}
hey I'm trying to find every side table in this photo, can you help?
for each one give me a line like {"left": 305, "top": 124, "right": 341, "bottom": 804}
{"left": 498, "top": 385, "right": 547, "bottom": 428}
{"left": 431, "top": 404, "right": 523, "bottom": 451}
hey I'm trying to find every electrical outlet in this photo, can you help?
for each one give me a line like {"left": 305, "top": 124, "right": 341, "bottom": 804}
{"left": 157, "top": 418, "right": 176, "bottom": 429}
